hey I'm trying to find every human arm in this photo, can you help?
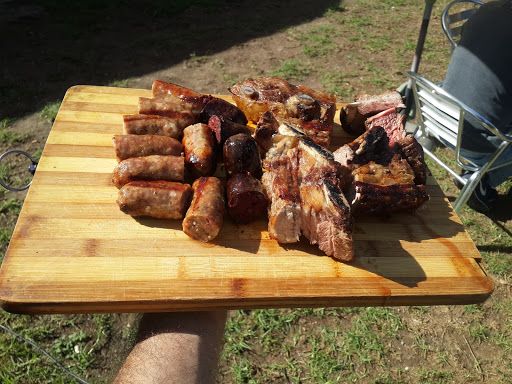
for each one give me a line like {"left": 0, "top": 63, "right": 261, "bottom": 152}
{"left": 112, "top": 311, "right": 227, "bottom": 384}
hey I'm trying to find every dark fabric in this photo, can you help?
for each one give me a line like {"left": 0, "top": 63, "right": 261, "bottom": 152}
{"left": 442, "top": 0, "right": 512, "bottom": 153}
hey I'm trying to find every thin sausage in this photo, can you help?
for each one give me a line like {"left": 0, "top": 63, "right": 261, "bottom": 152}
{"left": 117, "top": 181, "right": 192, "bottom": 219}
{"left": 182, "top": 123, "right": 217, "bottom": 177}
{"left": 227, "top": 173, "right": 268, "bottom": 224}
{"left": 182, "top": 177, "right": 225, "bottom": 242}
{"left": 113, "top": 135, "right": 183, "bottom": 161}
{"left": 112, "top": 155, "right": 184, "bottom": 188}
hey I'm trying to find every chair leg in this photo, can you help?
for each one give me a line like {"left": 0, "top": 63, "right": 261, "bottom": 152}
{"left": 452, "top": 171, "right": 484, "bottom": 213}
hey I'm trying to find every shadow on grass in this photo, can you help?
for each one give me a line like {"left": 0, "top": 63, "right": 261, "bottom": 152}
{"left": 1, "top": 0, "right": 341, "bottom": 118}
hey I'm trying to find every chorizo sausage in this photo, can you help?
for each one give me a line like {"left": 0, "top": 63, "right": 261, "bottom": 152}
{"left": 182, "top": 123, "right": 217, "bottom": 177}
{"left": 227, "top": 173, "right": 268, "bottom": 224}
{"left": 182, "top": 177, "right": 225, "bottom": 242}
{"left": 151, "top": 80, "right": 207, "bottom": 117}
{"left": 123, "top": 114, "right": 193, "bottom": 138}
{"left": 223, "top": 133, "right": 262, "bottom": 178}
{"left": 117, "top": 180, "right": 192, "bottom": 219}
{"left": 113, "top": 135, "right": 183, "bottom": 161}
{"left": 112, "top": 155, "right": 184, "bottom": 188}
{"left": 138, "top": 97, "right": 198, "bottom": 121}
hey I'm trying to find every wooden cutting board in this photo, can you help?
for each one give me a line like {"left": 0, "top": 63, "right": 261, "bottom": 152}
{"left": 0, "top": 85, "right": 493, "bottom": 314}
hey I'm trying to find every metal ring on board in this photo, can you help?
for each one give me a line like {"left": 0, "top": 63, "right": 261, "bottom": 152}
{"left": 0, "top": 150, "right": 38, "bottom": 191}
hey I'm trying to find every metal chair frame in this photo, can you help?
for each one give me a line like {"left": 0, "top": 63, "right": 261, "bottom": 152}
{"left": 407, "top": 71, "right": 512, "bottom": 213}
{"left": 441, "top": 0, "right": 484, "bottom": 53}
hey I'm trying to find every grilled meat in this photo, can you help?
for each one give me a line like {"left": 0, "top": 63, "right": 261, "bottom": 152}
{"left": 123, "top": 114, "right": 193, "bottom": 139}
{"left": 227, "top": 173, "right": 268, "bottom": 224}
{"left": 208, "top": 115, "right": 252, "bottom": 146}
{"left": 347, "top": 182, "right": 429, "bottom": 216}
{"left": 261, "top": 137, "right": 302, "bottom": 243}
{"left": 229, "top": 77, "right": 336, "bottom": 147}
{"left": 182, "top": 177, "right": 225, "bottom": 242}
{"left": 333, "top": 126, "right": 392, "bottom": 170}
{"left": 117, "top": 181, "right": 192, "bottom": 219}
{"left": 297, "top": 138, "right": 349, "bottom": 191}
{"left": 112, "top": 155, "right": 184, "bottom": 188}
{"left": 340, "top": 90, "right": 405, "bottom": 136}
{"left": 297, "top": 139, "right": 354, "bottom": 261}
{"left": 393, "top": 134, "right": 428, "bottom": 185}
{"left": 351, "top": 155, "right": 415, "bottom": 186}
{"left": 254, "top": 111, "right": 280, "bottom": 154}
{"left": 182, "top": 123, "right": 217, "bottom": 178}
{"left": 199, "top": 97, "right": 248, "bottom": 126}
{"left": 151, "top": 80, "right": 210, "bottom": 117}
{"left": 223, "top": 133, "right": 262, "bottom": 179}
{"left": 261, "top": 135, "right": 354, "bottom": 260}
{"left": 364, "top": 107, "right": 406, "bottom": 147}
{"left": 333, "top": 125, "right": 429, "bottom": 215}
{"left": 138, "top": 97, "right": 199, "bottom": 121}
{"left": 113, "top": 135, "right": 183, "bottom": 162}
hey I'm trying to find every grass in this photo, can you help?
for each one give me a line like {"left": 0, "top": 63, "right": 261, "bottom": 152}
{"left": 268, "top": 60, "right": 312, "bottom": 81}
{"left": 40, "top": 101, "right": 61, "bottom": 124}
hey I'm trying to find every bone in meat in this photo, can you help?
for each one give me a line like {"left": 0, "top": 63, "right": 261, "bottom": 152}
{"left": 261, "top": 137, "right": 301, "bottom": 243}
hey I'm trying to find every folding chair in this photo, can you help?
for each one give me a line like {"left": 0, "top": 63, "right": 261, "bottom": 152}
{"left": 407, "top": 71, "right": 512, "bottom": 213}
{"left": 441, "top": 0, "right": 484, "bottom": 53}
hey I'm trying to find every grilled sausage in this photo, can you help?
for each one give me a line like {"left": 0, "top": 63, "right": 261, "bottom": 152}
{"left": 117, "top": 180, "right": 192, "bottom": 219}
{"left": 223, "top": 133, "right": 262, "bottom": 178}
{"left": 138, "top": 97, "right": 199, "bottom": 121}
{"left": 151, "top": 80, "right": 207, "bottom": 117}
{"left": 182, "top": 123, "right": 217, "bottom": 178}
{"left": 113, "top": 135, "right": 183, "bottom": 162}
{"left": 227, "top": 173, "right": 268, "bottom": 224}
{"left": 182, "top": 177, "right": 225, "bottom": 242}
{"left": 112, "top": 155, "right": 184, "bottom": 188}
{"left": 199, "top": 98, "right": 248, "bottom": 126}
{"left": 208, "top": 115, "right": 252, "bottom": 146}
{"left": 123, "top": 114, "right": 193, "bottom": 138}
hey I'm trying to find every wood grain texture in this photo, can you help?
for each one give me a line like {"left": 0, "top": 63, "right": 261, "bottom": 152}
{"left": 0, "top": 85, "right": 493, "bottom": 314}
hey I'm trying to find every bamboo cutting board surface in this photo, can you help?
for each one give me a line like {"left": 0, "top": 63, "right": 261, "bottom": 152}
{"left": 0, "top": 85, "right": 493, "bottom": 314}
